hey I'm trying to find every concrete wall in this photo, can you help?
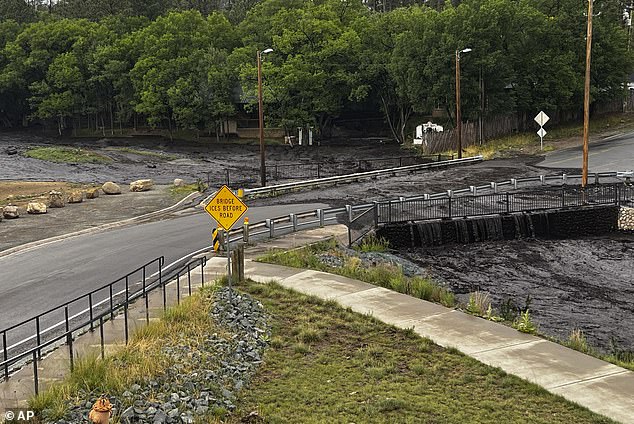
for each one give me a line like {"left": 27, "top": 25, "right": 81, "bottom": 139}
{"left": 377, "top": 205, "right": 620, "bottom": 248}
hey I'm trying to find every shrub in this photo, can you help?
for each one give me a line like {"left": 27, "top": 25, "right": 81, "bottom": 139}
{"left": 513, "top": 310, "right": 538, "bottom": 334}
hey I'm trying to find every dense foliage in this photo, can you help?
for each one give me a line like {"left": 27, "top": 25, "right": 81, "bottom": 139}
{"left": 0, "top": 0, "right": 631, "bottom": 141}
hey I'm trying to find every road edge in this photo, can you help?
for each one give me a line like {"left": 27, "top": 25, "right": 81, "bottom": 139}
{"left": 0, "top": 190, "right": 201, "bottom": 260}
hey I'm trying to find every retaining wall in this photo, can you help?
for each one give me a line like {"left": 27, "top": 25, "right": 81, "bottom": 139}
{"left": 376, "top": 205, "right": 620, "bottom": 248}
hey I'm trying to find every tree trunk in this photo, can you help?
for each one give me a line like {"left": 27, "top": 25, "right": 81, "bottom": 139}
{"left": 109, "top": 103, "right": 114, "bottom": 136}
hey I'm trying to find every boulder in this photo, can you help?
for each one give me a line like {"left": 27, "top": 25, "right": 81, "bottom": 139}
{"left": 68, "top": 190, "right": 83, "bottom": 203}
{"left": 27, "top": 202, "right": 47, "bottom": 214}
{"left": 48, "top": 190, "right": 66, "bottom": 208}
{"left": 5, "top": 146, "right": 17, "bottom": 155}
{"left": 85, "top": 187, "right": 100, "bottom": 199}
{"left": 102, "top": 181, "right": 121, "bottom": 195}
{"left": 3, "top": 205, "right": 19, "bottom": 219}
{"left": 173, "top": 178, "right": 185, "bottom": 187}
{"left": 130, "top": 179, "right": 153, "bottom": 192}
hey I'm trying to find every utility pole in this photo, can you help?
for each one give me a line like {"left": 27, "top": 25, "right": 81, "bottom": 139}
{"left": 582, "top": 0, "right": 593, "bottom": 187}
{"left": 455, "top": 48, "right": 472, "bottom": 159}
{"left": 257, "top": 49, "right": 273, "bottom": 187}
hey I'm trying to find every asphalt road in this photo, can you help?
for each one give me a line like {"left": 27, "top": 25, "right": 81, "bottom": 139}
{"left": 0, "top": 203, "right": 328, "bottom": 350}
{"left": 538, "top": 132, "right": 634, "bottom": 172}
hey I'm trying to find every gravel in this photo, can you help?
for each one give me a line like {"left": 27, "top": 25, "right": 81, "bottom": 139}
{"left": 44, "top": 288, "right": 270, "bottom": 423}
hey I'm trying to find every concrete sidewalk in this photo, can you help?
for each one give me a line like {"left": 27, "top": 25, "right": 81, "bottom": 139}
{"left": 195, "top": 225, "right": 634, "bottom": 424}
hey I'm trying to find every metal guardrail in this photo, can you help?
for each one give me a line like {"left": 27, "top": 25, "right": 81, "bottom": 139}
{"left": 206, "top": 154, "right": 455, "bottom": 187}
{"left": 239, "top": 156, "right": 484, "bottom": 198}
{"left": 0, "top": 256, "right": 206, "bottom": 395}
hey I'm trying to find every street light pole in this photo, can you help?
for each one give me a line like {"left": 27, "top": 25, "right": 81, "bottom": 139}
{"left": 257, "top": 48, "right": 273, "bottom": 187}
{"left": 582, "top": 0, "right": 593, "bottom": 187}
{"left": 455, "top": 48, "right": 471, "bottom": 159}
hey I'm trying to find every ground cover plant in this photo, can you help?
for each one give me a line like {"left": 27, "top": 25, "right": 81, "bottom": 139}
{"left": 257, "top": 239, "right": 455, "bottom": 307}
{"left": 232, "top": 281, "right": 615, "bottom": 423}
{"left": 24, "top": 146, "right": 112, "bottom": 164}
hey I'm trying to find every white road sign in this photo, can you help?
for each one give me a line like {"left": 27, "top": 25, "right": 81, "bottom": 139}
{"left": 534, "top": 111, "right": 550, "bottom": 127}
{"left": 537, "top": 128, "right": 547, "bottom": 138}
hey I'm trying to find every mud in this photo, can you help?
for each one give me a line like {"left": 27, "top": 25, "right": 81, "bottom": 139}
{"left": 0, "top": 131, "right": 414, "bottom": 187}
{"left": 398, "top": 234, "right": 634, "bottom": 353}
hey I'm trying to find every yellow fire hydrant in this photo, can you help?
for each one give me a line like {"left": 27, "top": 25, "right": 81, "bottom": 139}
{"left": 88, "top": 395, "right": 112, "bottom": 424}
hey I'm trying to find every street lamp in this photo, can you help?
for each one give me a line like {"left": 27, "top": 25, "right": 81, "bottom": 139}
{"left": 258, "top": 48, "right": 273, "bottom": 187}
{"left": 455, "top": 48, "right": 472, "bottom": 159}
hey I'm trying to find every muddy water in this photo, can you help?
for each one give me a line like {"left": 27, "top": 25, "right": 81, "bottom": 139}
{"left": 399, "top": 234, "right": 634, "bottom": 353}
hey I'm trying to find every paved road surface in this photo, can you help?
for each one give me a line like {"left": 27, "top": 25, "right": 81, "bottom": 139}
{"left": 538, "top": 132, "right": 634, "bottom": 172}
{"left": 0, "top": 203, "right": 328, "bottom": 348}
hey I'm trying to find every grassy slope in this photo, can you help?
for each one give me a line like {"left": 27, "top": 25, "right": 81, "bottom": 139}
{"left": 233, "top": 281, "right": 614, "bottom": 424}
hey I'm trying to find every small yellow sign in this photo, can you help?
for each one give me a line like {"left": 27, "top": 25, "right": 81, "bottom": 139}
{"left": 205, "top": 185, "right": 248, "bottom": 230}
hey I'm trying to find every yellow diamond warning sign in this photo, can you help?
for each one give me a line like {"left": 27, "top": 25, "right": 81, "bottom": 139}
{"left": 205, "top": 185, "right": 248, "bottom": 230}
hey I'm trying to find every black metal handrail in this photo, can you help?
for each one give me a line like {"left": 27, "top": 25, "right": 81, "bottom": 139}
{"left": 375, "top": 184, "right": 631, "bottom": 225}
{"left": 0, "top": 255, "right": 207, "bottom": 395}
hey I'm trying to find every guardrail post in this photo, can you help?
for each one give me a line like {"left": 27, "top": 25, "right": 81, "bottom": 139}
{"left": 490, "top": 182, "right": 497, "bottom": 193}
{"left": 447, "top": 190, "right": 453, "bottom": 218}
{"left": 36, "top": 316, "right": 41, "bottom": 359}
{"left": 346, "top": 205, "right": 353, "bottom": 223}
{"left": 89, "top": 293, "right": 94, "bottom": 332}
{"left": 243, "top": 220, "right": 250, "bottom": 242}
{"left": 290, "top": 213, "right": 298, "bottom": 232}
{"left": 99, "top": 316, "right": 105, "bottom": 359}
{"left": 511, "top": 178, "right": 517, "bottom": 190}
{"left": 562, "top": 188, "right": 566, "bottom": 208}
{"left": 317, "top": 209, "right": 324, "bottom": 227}
{"left": 595, "top": 173, "right": 600, "bottom": 185}
{"left": 562, "top": 173, "right": 567, "bottom": 185}
{"left": 109, "top": 284, "right": 114, "bottom": 320}
{"left": 373, "top": 202, "right": 379, "bottom": 227}
{"left": 266, "top": 219, "right": 275, "bottom": 238}
{"left": 470, "top": 186, "right": 477, "bottom": 195}
{"left": 32, "top": 351, "right": 38, "bottom": 395}
{"left": 65, "top": 306, "right": 73, "bottom": 371}
{"left": 3, "top": 332, "right": 9, "bottom": 380}
{"left": 317, "top": 163, "right": 321, "bottom": 179}
{"left": 540, "top": 175, "right": 545, "bottom": 185}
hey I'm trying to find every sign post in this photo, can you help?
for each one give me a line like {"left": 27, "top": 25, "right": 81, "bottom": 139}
{"left": 534, "top": 111, "right": 550, "bottom": 151}
{"left": 205, "top": 185, "right": 248, "bottom": 298}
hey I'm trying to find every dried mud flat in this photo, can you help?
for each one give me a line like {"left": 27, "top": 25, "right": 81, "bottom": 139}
{"left": 399, "top": 233, "right": 634, "bottom": 353}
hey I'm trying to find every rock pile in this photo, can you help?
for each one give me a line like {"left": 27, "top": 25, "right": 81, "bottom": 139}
{"left": 46, "top": 288, "right": 269, "bottom": 424}
{"left": 619, "top": 206, "right": 634, "bottom": 230}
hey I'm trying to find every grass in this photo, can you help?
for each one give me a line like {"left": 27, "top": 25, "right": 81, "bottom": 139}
{"left": 442, "top": 112, "right": 634, "bottom": 160}
{"left": 29, "top": 289, "right": 218, "bottom": 421}
{"left": 103, "top": 146, "right": 178, "bottom": 160}
{"left": 353, "top": 235, "right": 390, "bottom": 253}
{"left": 169, "top": 182, "right": 205, "bottom": 198}
{"left": 230, "top": 281, "right": 615, "bottom": 423}
{"left": 24, "top": 146, "right": 113, "bottom": 164}
{"left": 257, "top": 239, "right": 455, "bottom": 307}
